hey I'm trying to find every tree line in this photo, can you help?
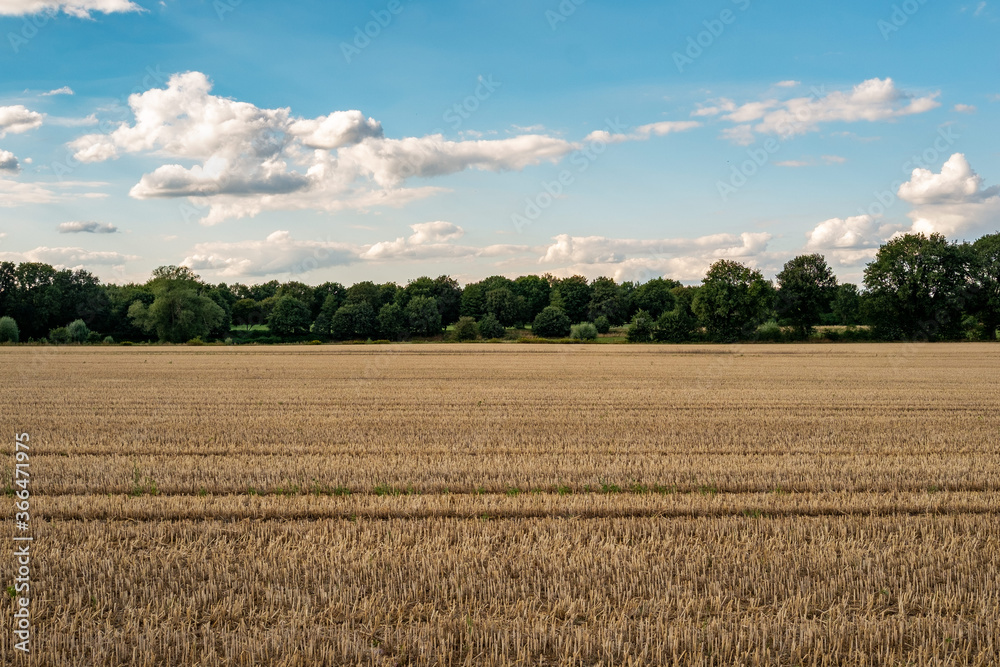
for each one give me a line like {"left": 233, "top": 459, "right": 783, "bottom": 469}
{"left": 0, "top": 232, "right": 997, "bottom": 345}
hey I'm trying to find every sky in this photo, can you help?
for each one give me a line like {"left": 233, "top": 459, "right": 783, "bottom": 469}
{"left": 0, "top": 0, "right": 998, "bottom": 287}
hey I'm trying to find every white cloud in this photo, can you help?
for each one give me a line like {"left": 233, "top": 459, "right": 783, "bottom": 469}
{"left": 0, "top": 178, "right": 55, "bottom": 204}
{"left": 775, "top": 80, "right": 801, "bottom": 88}
{"left": 0, "top": 150, "right": 19, "bottom": 173}
{"left": 707, "top": 78, "right": 939, "bottom": 144}
{"left": 182, "top": 225, "right": 531, "bottom": 277}
{"left": 822, "top": 155, "right": 847, "bottom": 164}
{"left": 0, "top": 246, "right": 135, "bottom": 266}
{"left": 898, "top": 153, "right": 1000, "bottom": 236}
{"left": 954, "top": 104, "right": 977, "bottom": 114}
{"left": 48, "top": 113, "right": 99, "bottom": 127}
{"left": 66, "top": 71, "right": 694, "bottom": 224}
{"left": 584, "top": 120, "right": 701, "bottom": 145}
{"left": 0, "top": 105, "right": 43, "bottom": 138}
{"left": 40, "top": 86, "right": 74, "bottom": 96}
{"left": 288, "top": 111, "right": 383, "bottom": 149}
{"left": 802, "top": 214, "right": 899, "bottom": 266}
{"left": 58, "top": 221, "right": 118, "bottom": 234}
{"left": 0, "top": 0, "right": 142, "bottom": 17}
{"left": 776, "top": 160, "right": 810, "bottom": 168}
{"left": 537, "top": 232, "right": 772, "bottom": 282}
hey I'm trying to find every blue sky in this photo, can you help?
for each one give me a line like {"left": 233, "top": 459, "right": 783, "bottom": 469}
{"left": 0, "top": 0, "right": 997, "bottom": 286}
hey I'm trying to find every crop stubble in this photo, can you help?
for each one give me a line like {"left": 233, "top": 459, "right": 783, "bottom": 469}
{"left": 1, "top": 344, "right": 998, "bottom": 665}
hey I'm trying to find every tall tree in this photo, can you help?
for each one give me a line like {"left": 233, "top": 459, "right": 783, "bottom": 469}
{"left": 550, "top": 275, "right": 591, "bottom": 324}
{"left": 862, "top": 233, "right": 972, "bottom": 340}
{"left": 127, "top": 266, "right": 225, "bottom": 343}
{"left": 693, "top": 260, "right": 774, "bottom": 342}
{"left": 971, "top": 233, "right": 1000, "bottom": 339}
{"left": 775, "top": 254, "right": 838, "bottom": 337}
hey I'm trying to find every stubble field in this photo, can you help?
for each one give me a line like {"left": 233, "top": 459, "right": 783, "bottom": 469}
{"left": 1, "top": 343, "right": 999, "bottom": 665}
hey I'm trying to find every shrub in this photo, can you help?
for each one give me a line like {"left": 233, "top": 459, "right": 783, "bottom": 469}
{"left": 755, "top": 320, "right": 784, "bottom": 343}
{"left": 478, "top": 313, "right": 506, "bottom": 339}
{"left": 186, "top": 337, "right": 205, "bottom": 346}
{"left": 532, "top": 307, "right": 571, "bottom": 338}
{"left": 653, "top": 310, "right": 696, "bottom": 343}
{"left": 626, "top": 310, "right": 653, "bottom": 343}
{"left": 87, "top": 331, "right": 103, "bottom": 344}
{"left": 0, "top": 316, "right": 18, "bottom": 343}
{"left": 67, "top": 319, "right": 90, "bottom": 343}
{"left": 570, "top": 323, "right": 598, "bottom": 340}
{"left": 103, "top": 336, "right": 115, "bottom": 345}
{"left": 224, "top": 337, "right": 234, "bottom": 345}
{"left": 49, "top": 327, "right": 70, "bottom": 344}
{"left": 594, "top": 316, "right": 611, "bottom": 334}
{"left": 453, "top": 316, "right": 481, "bottom": 341}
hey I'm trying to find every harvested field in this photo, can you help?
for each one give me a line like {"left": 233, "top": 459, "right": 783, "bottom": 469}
{"left": 2, "top": 343, "right": 999, "bottom": 665}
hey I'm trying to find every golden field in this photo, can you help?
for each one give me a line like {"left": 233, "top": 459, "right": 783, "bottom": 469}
{"left": 1, "top": 343, "right": 999, "bottom": 665}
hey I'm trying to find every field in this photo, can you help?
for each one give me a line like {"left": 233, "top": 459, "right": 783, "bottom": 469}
{"left": 2, "top": 343, "right": 999, "bottom": 665}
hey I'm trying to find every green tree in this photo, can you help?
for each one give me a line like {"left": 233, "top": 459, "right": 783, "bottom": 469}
{"left": 478, "top": 313, "right": 506, "bottom": 339}
{"left": 587, "top": 277, "right": 627, "bottom": 324}
{"left": 232, "top": 299, "right": 264, "bottom": 331}
{"left": 775, "top": 254, "right": 838, "bottom": 337}
{"left": 570, "top": 322, "right": 598, "bottom": 340}
{"left": 452, "top": 316, "right": 480, "bottom": 341}
{"left": 67, "top": 319, "right": 90, "bottom": 342}
{"left": 514, "top": 275, "right": 551, "bottom": 322}
{"left": 406, "top": 295, "right": 442, "bottom": 337}
{"left": 485, "top": 287, "right": 524, "bottom": 327}
{"left": 267, "top": 296, "right": 312, "bottom": 337}
{"left": 330, "top": 302, "right": 377, "bottom": 340}
{"left": 550, "top": 276, "right": 591, "bottom": 324}
{"left": 971, "top": 233, "right": 1000, "bottom": 339}
{"left": 460, "top": 282, "right": 486, "bottom": 319}
{"left": 0, "top": 316, "right": 18, "bottom": 343}
{"left": 594, "top": 315, "right": 611, "bottom": 334}
{"left": 693, "top": 260, "right": 774, "bottom": 342}
{"left": 630, "top": 278, "right": 679, "bottom": 320}
{"left": 127, "top": 266, "right": 225, "bottom": 343}
{"left": 310, "top": 282, "right": 346, "bottom": 320}
{"left": 377, "top": 302, "right": 408, "bottom": 341}
{"left": 862, "top": 233, "right": 972, "bottom": 340}
{"left": 627, "top": 310, "right": 654, "bottom": 342}
{"left": 532, "top": 306, "right": 571, "bottom": 338}
{"left": 653, "top": 309, "right": 697, "bottom": 343}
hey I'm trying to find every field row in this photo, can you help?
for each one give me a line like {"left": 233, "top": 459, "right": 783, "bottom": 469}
{"left": 17, "top": 451, "right": 998, "bottom": 495}
{"left": 32, "top": 490, "right": 1000, "bottom": 521}
{"left": 2, "top": 514, "right": 997, "bottom": 666}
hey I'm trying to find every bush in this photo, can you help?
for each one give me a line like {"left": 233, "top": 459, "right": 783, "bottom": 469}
{"left": 626, "top": 310, "right": 653, "bottom": 343}
{"left": 755, "top": 320, "right": 784, "bottom": 342}
{"left": 478, "top": 313, "right": 506, "bottom": 339}
{"left": 49, "top": 327, "right": 70, "bottom": 344}
{"left": 532, "top": 307, "right": 571, "bottom": 338}
{"left": 224, "top": 337, "right": 234, "bottom": 345}
{"left": 453, "top": 316, "right": 480, "bottom": 341}
{"left": 594, "top": 316, "right": 611, "bottom": 334}
{"left": 0, "top": 316, "right": 18, "bottom": 343}
{"left": 103, "top": 336, "right": 115, "bottom": 345}
{"left": 186, "top": 337, "right": 205, "bottom": 346}
{"left": 570, "top": 323, "right": 598, "bottom": 340}
{"left": 67, "top": 319, "right": 90, "bottom": 343}
{"left": 653, "top": 310, "right": 696, "bottom": 343}
{"left": 87, "top": 331, "right": 103, "bottom": 344}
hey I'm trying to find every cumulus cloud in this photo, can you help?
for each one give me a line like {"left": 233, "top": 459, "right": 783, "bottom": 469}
{"left": 58, "top": 221, "right": 118, "bottom": 234}
{"left": 0, "top": 246, "right": 135, "bottom": 266}
{"left": 898, "top": 153, "right": 1000, "bottom": 236}
{"left": 0, "top": 105, "right": 43, "bottom": 138}
{"left": 802, "top": 215, "right": 898, "bottom": 266}
{"left": 537, "top": 232, "right": 773, "bottom": 282}
{"left": 583, "top": 120, "right": 700, "bottom": 145}
{"left": 182, "top": 224, "right": 531, "bottom": 277}
{"left": 954, "top": 104, "right": 977, "bottom": 114}
{"left": 699, "top": 78, "right": 939, "bottom": 144}
{"left": 0, "top": 0, "right": 142, "bottom": 17}
{"left": 0, "top": 150, "right": 19, "bottom": 173}
{"left": 41, "top": 86, "right": 74, "bottom": 96}
{"left": 66, "top": 71, "right": 691, "bottom": 224}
